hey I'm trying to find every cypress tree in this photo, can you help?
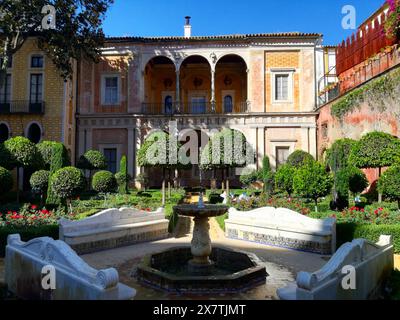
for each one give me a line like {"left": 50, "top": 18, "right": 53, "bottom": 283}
{"left": 46, "top": 143, "right": 69, "bottom": 206}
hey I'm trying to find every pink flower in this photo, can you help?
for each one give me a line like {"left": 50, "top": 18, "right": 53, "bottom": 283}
{"left": 31, "top": 205, "right": 38, "bottom": 210}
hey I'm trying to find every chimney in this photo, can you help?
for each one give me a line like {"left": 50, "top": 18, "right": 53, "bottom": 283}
{"left": 184, "top": 16, "right": 192, "bottom": 38}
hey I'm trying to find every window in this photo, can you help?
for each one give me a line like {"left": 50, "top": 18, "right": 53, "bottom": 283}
{"left": 104, "top": 148, "right": 117, "bottom": 174}
{"left": 0, "top": 74, "right": 11, "bottom": 112}
{"left": 276, "top": 147, "right": 290, "bottom": 169}
{"left": 164, "top": 95, "right": 173, "bottom": 114}
{"left": 191, "top": 96, "right": 206, "bottom": 114}
{"left": 275, "top": 74, "right": 289, "bottom": 101}
{"left": 27, "top": 123, "right": 41, "bottom": 144}
{"left": 31, "top": 55, "right": 44, "bottom": 68}
{"left": 224, "top": 95, "right": 233, "bottom": 113}
{"left": 102, "top": 76, "right": 119, "bottom": 105}
{"left": 0, "top": 123, "right": 9, "bottom": 143}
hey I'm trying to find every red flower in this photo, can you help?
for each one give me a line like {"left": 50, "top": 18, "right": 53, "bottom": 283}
{"left": 31, "top": 205, "right": 38, "bottom": 210}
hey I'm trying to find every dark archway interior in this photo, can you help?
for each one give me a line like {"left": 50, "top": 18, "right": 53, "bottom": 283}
{"left": 0, "top": 124, "right": 9, "bottom": 143}
{"left": 27, "top": 123, "right": 41, "bottom": 144}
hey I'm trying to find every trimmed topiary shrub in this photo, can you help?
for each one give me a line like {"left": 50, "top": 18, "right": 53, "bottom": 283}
{"left": 287, "top": 150, "right": 315, "bottom": 168}
{"left": 348, "top": 167, "right": 369, "bottom": 196}
{"left": 116, "top": 155, "right": 129, "bottom": 194}
{"left": 293, "top": 160, "right": 333, "bottom": 212}
{"left": 30, "top": 170, "right": 50, "bottom": 200}
{"left": 378, "top": 165, "right": 400, "bottom": 209}
{"left": 0, "top": 143, "right": 15, "bottom": 170}
{"left": 92, "top": 170, "right": 117, "bottom": 193}
{"left": 46, "top": 143, "right": 70, "bottom": 207}
{"left": 51, "top": 167, "right": 85, "bottom": 203}
{"left": 77, "top": 150, "right": 107, "bottom": 171}
{"left": 275, "top": 164, "right": 296, "bottom": 197}
{"left": 37, "top": 141, "right": 70, "bottom": 170}
{"left": 0, "top": 166, "right": 13, "bottom": 195}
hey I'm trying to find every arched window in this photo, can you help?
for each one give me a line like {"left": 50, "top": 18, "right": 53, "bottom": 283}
{"left": 164, "top": 95, "right": 173, "bottom": 114}
{"left": 224, "top": 95, "right": 233, "bottom": 113}
{"left": 0, "top": 123, "right": 10, "bottom": 143}
{"left": 27, "top": 123, "right": 42, "bottom": 144}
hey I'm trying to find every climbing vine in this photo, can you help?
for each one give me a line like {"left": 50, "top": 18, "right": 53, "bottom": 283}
{"left": 331, "top": 67, "right": 400, "bottom": 120}
{"left": 385, "top": 0, "right": 400, "bottom": 40}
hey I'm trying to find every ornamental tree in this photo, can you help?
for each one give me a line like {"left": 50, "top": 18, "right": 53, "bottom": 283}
{"left": 92, "top": 170, "right": 117, "bottom": 194}
{"left": 115, "top": 156, "right": 130, "bottom": 194}
{"left": 200, "top": 129, "right": 254, "bottom": 195}
{"left": 378, "top": 165, "right": 400, "bottom": 209}
{"left": 287, "top": 150, "right": 315, "bottom": 168}
{"left": 261, "top": 156, "right": 274, "bottom": 197}
{"left": 275, "top": 164, "right": 296, "bottom": 197}
{"left": 4, "top": 137, "right": 40, "bottom": 202}
{"left": 37, "top": 141, "right": 70, "bottom": 170}
{"left": 77, "top": 150, "right": 107, "bottom": 188}
{"left": 325, "top": 138, "right": 357, "bottom": 210}
{"left": 348, "top": 167, "right": 369, "bottom": 196}
{"left": 0, "top": 0, "right": 114, "bottom": 81}
{"left": 349, "top": 131, "right": 400, "bottom": 202}
{"left": 293, "top": 160, "right": 333, "bottom": 212}
{"left": 0, "top": 143, "right": 14, "bottom": 170}
{"left": 0, "top": 166, "right": 13, "bottom": 196}
{"left": 30, "top": 170, "right": 50, "bottom": 205}
{"left": 51, "top": 167, "right": 85, "bottom": 205}
{"left": 46, "top": 143, "right": 70, "bottom": 206}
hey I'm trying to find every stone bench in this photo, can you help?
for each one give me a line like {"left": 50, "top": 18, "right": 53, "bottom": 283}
{"left": 59, "top": 207, "right": 169, "bottom": 254}
{"left": 5, "top": 234, "right": 136, "bottom": 300}
{"left": 225, "top": 207, "right": 336, "bottom": 255}
{"left": 277, "top": 235, "right": 394, "bottom": 300}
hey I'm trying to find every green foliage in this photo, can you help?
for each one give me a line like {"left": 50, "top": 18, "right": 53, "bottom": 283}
{"left": 0, "top": 0, "right": 114, "bottom": 79}
{"left": 51, "top": 167, "right": 85, "bottom": 201}
{"left": 30, "top": 170, "right": 50, "bottom": 194}
{"left": 378, "top": 165, "right": 400, "bottom": 207}
{"left": 46, "top": 143, "right": 69, "bottom": 206}
{"left": 349, "top": 131, "right": 400, "bottom": 169}
{"left": 293, "top": 160, "right": 333, "bottom": 206}
{"left": 326, "top": 139, "right": 356, "bottom": 171}
{"left": 0, "top": 142, "right": 14, "bottom": 170}
{"left": 200, "top": 129, "right": 252, "bottom": 171}
{"left": 261, "top": 156, "right": 274, "bottom": 194}
{"left": 77, "top": 150, "right": 107, "bottom": 171}
{"left": 116, "top": 155, "right": 129, "bottom": 194}
{"left": 3, "top": 136, "right": 39, "bottom": 169}
{"left": 331, "top": 68, "right": 400, "bottom": 120}
{"left": 0, "top": 167, "right": 13, "bottom": 195}
{"left": 135, "top": 173, "right": 149, "bottom": 190}
{"left": 92, "top": 170, "right": 117, "bottom": 193}
{"left": 286, "top": 150, "right": 315, "bottom": 168}
{"left": 37, "top": 141, "right": 57, "bottom": 169}
{"left": 348, "top": 167, "right": 369, "bottom": 195}
{"left": 239, "top": 169, "right": 261, "bottom": 187}
{"left": 275, "top": 164, "right": 296, "bottom": 197}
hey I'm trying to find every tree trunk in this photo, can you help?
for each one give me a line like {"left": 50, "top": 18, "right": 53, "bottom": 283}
{"left": 226, "top": 168, "right": 230, "bottom": 205}
{"left": 315, "top": 199, "right": 318, "bottom": 213}
{"left": 16, "top": 167, "right": 20, "bottom": 203}
{"left": 162, "top": 168, "right": 166, "bottom": 207}
{"left": 378, "top": 167, "right": 383, "bottom": 203}
{"left": 221, "top": 169, "right": 225, "bottom": 191}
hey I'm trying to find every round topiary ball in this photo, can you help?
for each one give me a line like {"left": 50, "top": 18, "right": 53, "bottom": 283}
{"left": 77, "top": 150, "right": 107, "bottom": 171}
{"left": 0, "top": 166, "right": 13, "bottom": 195}
{"left": 92, "top": 170, "right": 117, "bottom": 193}
{"left": 30, "top": 170, "right": 50, "bottom": 193}
{"left": 51, "top": 167, "right": 85, "bottom": 200}
{"left": 4, "top": 136, "right": 39, "bottom": 168}
{"left": 287, "top": 150, "right": 315, "bottom": 168}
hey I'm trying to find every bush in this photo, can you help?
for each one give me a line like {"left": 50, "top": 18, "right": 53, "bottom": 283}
{"left": 51, "top": 167, "right": 85, "bottom": 202}
{"left": 92, "top": 170, "right": 117, "bottom": 193}
{"left": 77, "top": 150, "right": 107, "bottom": 171}
{"left": 348, "top": 167, "right": 369, "bottom": 195}
{"left": 0, "top": 143, "right": 15, "bottom": 170}
{"left": 30, "top": 170, "right": 50, "bottom": 194}
{"left": 37, "top": 141, "right": 70, "bottom": 169}
{"left": 378, "top": 165, "right": 400, "bottom": 208}
{"left": 116, "top": 156, "right": 129, "bottom": 194}
{"left": 275, "top": 164, "right": 296, "bottom": 197}
{"left": 293, "top": 160, "right": 333, "bottom": 211}
{"left": 287, "top": 150, "right": 315, "bottom": 168}
{"left": 4, "top": 136, "right": 39, "bottom": 169}
{"left": 46, "top": 143, "right": 70, "bottom": 206}
{"left": 239, "top": 169, "right": 261, "bottom": 187}
{"left": 0, "top": 167, "right": 13, "bottom": 195}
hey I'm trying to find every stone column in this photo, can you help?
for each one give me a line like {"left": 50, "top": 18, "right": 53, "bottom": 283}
{"left": 309, "top": 126, "right": 317, "bottom": 159}
{"left": 246, "top": 68, "right": 251, "bottom": 112}
{"left": 211, "top": 69, "right": 216, "bottom": 113}
{"left": 135, "top": 125, "right": 142, "bottom": 181}
{"left": 176, "top": 69, "right": 181, "bottom": 113}
{"left": 257, "top": 127, "right": 266, "bottom": 169}
{"left": 127, "top": 127, "right": 134, "bottom": 177}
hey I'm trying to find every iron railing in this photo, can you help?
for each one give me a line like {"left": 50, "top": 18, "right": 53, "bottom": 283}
{"left": 0, "top": 101, "right": 45, "bottom": 114}
{"left": 141, "top": 101, "right": 250, "bottom": 115}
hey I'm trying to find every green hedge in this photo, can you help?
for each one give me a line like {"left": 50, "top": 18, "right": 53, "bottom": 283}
{"left": 337, "top": 222, "right": 400, "bottom": 254}
{"left": 0, "top": 225, "right": 59, "bottom": 257}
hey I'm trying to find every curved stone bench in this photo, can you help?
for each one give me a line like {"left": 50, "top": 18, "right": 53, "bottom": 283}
{"left": 5, "top": 234, "right": 136, "bottom": 300}
{"left": 59, "top": 207, "right": 169, "bottom": 254}
{"left": 277, "top": 236, "right": 394, "bottom": 300}
{"left": 225, "top": 207, "right": 336, "bottom": 255}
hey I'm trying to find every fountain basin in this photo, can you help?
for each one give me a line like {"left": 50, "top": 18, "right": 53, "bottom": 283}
{"left": 174, "top": 204, "right": 229, "bottom": 218}
{"left": 135, "top": 247, "right": 268, "bottom": 293}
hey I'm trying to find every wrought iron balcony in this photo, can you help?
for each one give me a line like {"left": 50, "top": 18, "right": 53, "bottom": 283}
{"left": 0, "top": 101, "right": 45, "bottom": 114}
{"left": 140, "top": 101, "right": 250, "bottom": 115}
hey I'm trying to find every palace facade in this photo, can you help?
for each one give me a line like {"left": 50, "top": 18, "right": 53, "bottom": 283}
{"left": 76, "top": 18, "right": 324, "bottom": 187}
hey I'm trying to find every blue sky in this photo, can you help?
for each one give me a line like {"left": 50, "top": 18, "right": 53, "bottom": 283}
{"left": 102, "top": 0, "right": 385, "bottom": 45}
